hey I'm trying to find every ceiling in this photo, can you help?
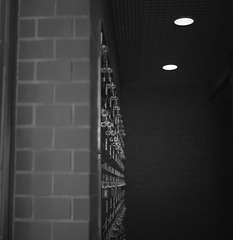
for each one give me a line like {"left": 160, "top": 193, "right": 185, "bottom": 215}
{"left": 109, "top": 0, "right": 233, "bottom": 88}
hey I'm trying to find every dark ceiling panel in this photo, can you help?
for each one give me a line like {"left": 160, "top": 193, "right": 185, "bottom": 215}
{"left": 110, "top": 0, "right": 233, "bottom": 87}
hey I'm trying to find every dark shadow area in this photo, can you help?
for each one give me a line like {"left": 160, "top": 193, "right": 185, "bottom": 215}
{"left": 122, "top": 85, "right": 233, "bottom": 240}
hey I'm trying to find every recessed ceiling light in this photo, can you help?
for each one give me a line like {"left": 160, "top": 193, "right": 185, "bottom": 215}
{"left": 174, "top": 17, "right": 194, "bottom": 26}
{"left": 162, "top": 64, "right": 178, "bottom": 71}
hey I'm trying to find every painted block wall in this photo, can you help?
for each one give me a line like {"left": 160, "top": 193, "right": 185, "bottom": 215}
{"left": 122, "top": 85, "right": 233, "bottom": 240}
{"left": 15, "top": 0, "right": 122, "bottom": 239}
{"left": 14, "top": 0, "right": 101, "bottom": 239}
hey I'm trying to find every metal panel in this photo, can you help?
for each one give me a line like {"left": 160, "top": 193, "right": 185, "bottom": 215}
{"left": 100, "top": 35, "right": 127, "bottom": 240}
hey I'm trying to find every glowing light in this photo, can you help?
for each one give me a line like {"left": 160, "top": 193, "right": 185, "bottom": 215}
{"left": 162, "top": 64, "right": 178, "bottom": 71}
{"left": 174, "top": 17, "right": 194, "bottom": 26}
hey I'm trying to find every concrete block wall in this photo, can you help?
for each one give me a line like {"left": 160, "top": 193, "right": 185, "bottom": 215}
{"left": 14, "top": 0, "right": 100, "bottom": 239}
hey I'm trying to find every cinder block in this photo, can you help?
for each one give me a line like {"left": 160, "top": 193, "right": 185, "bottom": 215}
{"left": 73, "top": 60, "right": 90, "bottom": 81}
{"left": 36, "top": 105, "right": 72, "bottom": 126}
{"left": 38, "top": 18, "right": 72, "bottom": 37}
{"left": 55, "top": 83, "right": 90, "bottom": 103}
{"left": 74, "top": 105, "right": 90, "bottom": 125}
{"left": 16, "top": 150, "right": 33, "bottom": 171}
{"left": 20, "top": 19, "right": 35, "bottom": 38}
{"left": 35, "top": 150, "right": 71, "bottom": 172}
{"left": 75, "top": 18, "right": 90, "bottom": 37}
{"left": 90, "top": 174, "right": 98, "bottom": 196}
{"left": 18, "top": 62, "right": 34, "bottom": 81}
{"left": 34, "top": 197, "right": 71, "bottom": 220}
{"left": 18, "top": 83, "right": 53, "bottom": 104}
{"left": 17, "top": 106, "right": 33, "bottom": 125}
{"left": 19, "top": 40, "right": 54, "bottom": 59}
{"left": 90, "top": 195, "right": 98, "bottom": 219}
{"left": 73, "top": 198, "right": 90, "bottom": 220}
{"left": 15, "top": 173, "right": 52, "bottom": 196}
{"left": 53, "top": 222, "right": 89, "bottom": 240}
{"left": 73, "top": 151, "right": 90, "bottom": 172}
{"left": 90, "top": 151, "right": 98, "bottom": 174}
{"left": 14, "top": 221, "right": 51, "bottom": 240}
{"left": 20, "top": 0, "right": 54, "bottom": 17}
{"left": 57, "top": 0, "right": 90, "bottom": 16}
{"left": 16, "top": 128, "right": 53, "bottom": 149}
{"left": 15, "top": 197, "right": 33, "bottom": 218}
{"left": 37, "top": 60, "right": 72, "bottom": 81}
{"left": 56, "top": 39, "right": 89, "bottom": 59}
{"left": 54, "top": 173, "right": 89, "bottom": 196}
{"left": 89, "top": 215, "right": 98, "bottom": 239}
{"left": 55, "top": 128, "right": 90, "bottom": 149}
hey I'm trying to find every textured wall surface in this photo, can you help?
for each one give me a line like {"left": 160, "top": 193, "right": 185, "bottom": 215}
{"left": 15, "top": 0, "right": 99, "bottom": 239}
{"left": 122, "top": 85, "right": 233, "bottom": 240}
{"left": 15, "top": 0, "right": 123, "bottom": 239}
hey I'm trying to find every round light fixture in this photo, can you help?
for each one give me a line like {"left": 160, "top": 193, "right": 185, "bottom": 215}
{"left": 174, "top": 17, "right": 194, "bottom": 26}
{"left": 162, "top": 64, "right": 178, "bottom": 71}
